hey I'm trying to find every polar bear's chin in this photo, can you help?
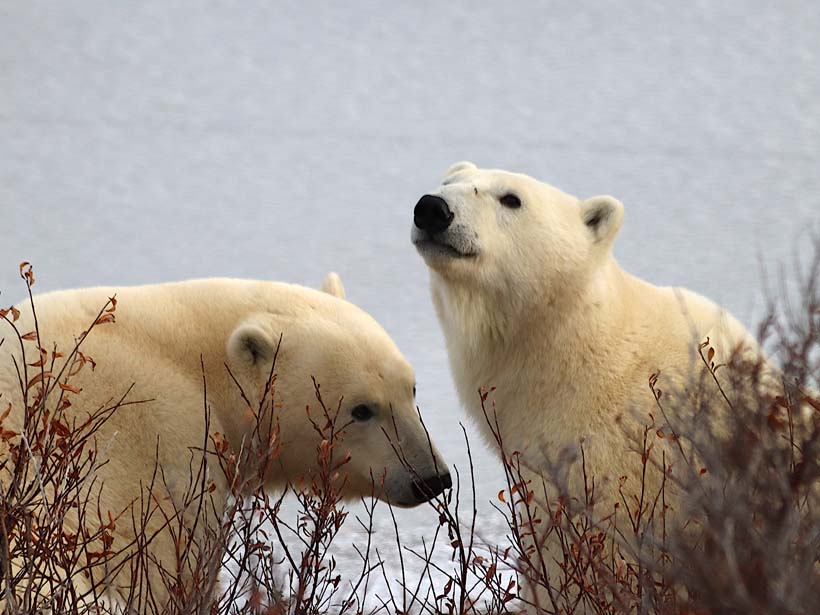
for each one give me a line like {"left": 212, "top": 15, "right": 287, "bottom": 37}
{"left": 382, "top": 491, "right": 436, "bottom": 508}
{"left": 413, "top": 238, "right": 477, "bottom": 266}
{"left": 385, "top": 496, "right": 422, "bottom": 508}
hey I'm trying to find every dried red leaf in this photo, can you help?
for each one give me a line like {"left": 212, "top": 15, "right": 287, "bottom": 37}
{"left": 27, "top": 371, "right": 53, "bottom": 389}
{"left": 19, "top": 262, "right": 35, "bottom": 287}
{"left": 28, "top": 347, "right": 48, "bottom": 367}
{"left": 50, "top": 419, "right": 70, "bottom": 437}
{"left": 58, "top": 381, "right": 82, "bottom": 394}
{"left": 78, "top": 351, "right": 96, "bottom": 371}
{"left": 95, "top": 313, "right": 116, "bottom": 325}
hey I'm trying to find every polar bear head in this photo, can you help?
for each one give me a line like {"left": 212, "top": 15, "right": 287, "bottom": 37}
{"left": 412, "top": 162, "right": 623, "bottom": 320}
{"left": 227, "top": 274, "right": 450, "bottom": 508}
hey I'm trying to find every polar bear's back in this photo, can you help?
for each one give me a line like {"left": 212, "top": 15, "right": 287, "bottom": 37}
{"left": 0, "top": 278, "right": 393, "bottom": 458}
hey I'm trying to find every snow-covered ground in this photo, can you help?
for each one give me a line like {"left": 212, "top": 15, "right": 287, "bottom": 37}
{"left": 2, "top": 0, "right": 819, "bottom": 606}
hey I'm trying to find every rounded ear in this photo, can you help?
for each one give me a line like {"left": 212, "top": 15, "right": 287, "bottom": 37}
{"left": 581, "top": 195, "right": 624, "bottom": 246}
{"left": 227, "top": 322, "right": 276, "bottom": 368}
{"left": 442, "top": 161, "right": 477, "bottom": 180}
{"left": 320, "top": 271, "right": 346, "bottom": 299}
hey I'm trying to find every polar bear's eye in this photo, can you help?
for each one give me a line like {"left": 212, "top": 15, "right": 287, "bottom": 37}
{"left": 499, "top": 193, "right": 522, "bottom": 209}
{"left": 351, "top": 404, "right": 375, "bottom": 422}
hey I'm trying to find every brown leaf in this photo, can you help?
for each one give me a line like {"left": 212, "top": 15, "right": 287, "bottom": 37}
{"left": 498, "top": 490, "right": 506, "bottom": 503}
{"left": 58, "top": 382, "right": 82, "bottom": 394}
{"left": 28, "top": 347, "right": 48, "bottom": 367}
{"left": 21, "top": 331, "right": 38, "bottom": 341}
{"left": 105, "top": 296, "right": 118, "bottom": 313}
{"left": 94, "top": 313, "right": 115, "bottom": 325}
{"left": 19, "top": 262, "right": 35, "bottom": 287}
{"left": 707, "top": 347, "right": 715, "bottom": 363}
{"left": 78, "top": 351, "right": 96, "bottom": 371}
{"left": 27, "top": 371, "right": 53, "bottom": 389}
{"left": 11, "top": 306, "right": 20, "bottom": 322}
{"left": 0, "top": 403, "right": 11, "bottom": 423}
{"left": 50, "top": 419, "right": 70, "bottom": 437}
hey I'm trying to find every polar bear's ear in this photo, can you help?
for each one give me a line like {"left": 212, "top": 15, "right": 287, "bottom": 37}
{"left": 581, "top": 195, "right": 624, "bottom": 246}
{"left": 227, "top": 322, "right": 277, "bottom": 368}
{"left": 442, "top": 161, "right": 477, "bottom": 181}
{"left": 320, "top": 272, "right": 346, "bottom": 299}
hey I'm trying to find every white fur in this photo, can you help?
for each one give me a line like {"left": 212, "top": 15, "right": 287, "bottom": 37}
{"left": 0, "top": 274, "right": 448, "bottom": 605}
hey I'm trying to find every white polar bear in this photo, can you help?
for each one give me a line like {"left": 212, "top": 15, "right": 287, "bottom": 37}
{"left": 0, "top": 273, "right": 450, "bottom": 607}
{"left": 411, "top": 162, "right": 765, "bottom": 538}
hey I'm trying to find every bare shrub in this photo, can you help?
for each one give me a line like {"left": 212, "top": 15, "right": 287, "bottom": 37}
{"left": 1, "top": 236, "right": 818, "bottom": 614}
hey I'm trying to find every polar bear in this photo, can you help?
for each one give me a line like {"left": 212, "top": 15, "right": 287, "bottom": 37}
{"left": 411, "top": 162, "right": 772, "bottom": 585}
{"left": 0, "top": 274, "right": 450, "bottom": 608}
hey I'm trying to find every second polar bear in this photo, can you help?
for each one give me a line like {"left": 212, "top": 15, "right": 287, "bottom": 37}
{"left": 411, "top": 161, "right": 766, "bottom": 520}
{"left": 0, "top": 273, "right": 450, "bottom": 607}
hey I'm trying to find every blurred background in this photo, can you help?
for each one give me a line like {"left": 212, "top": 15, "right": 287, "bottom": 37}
{"left": 2, "top": 0, "right": 819, "bottom": 595}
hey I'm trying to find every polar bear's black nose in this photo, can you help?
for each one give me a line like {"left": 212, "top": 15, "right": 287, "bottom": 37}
{"left": 414, "top": 195, "right": 453, "bottom": 234}
{"left": 411, "top": 472, "right": 452, "bottom": 502}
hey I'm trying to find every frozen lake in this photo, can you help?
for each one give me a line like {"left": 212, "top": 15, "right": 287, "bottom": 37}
{"left": 2, "top": 0, "right": 819, "bottom": 606}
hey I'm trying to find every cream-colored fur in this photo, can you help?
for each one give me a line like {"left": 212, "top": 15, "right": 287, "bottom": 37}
{"left": 0, "top": 274, "right": 448, "bottom": 607}
{"left": 412, "top": 162, "right": 766, "bottom": 592}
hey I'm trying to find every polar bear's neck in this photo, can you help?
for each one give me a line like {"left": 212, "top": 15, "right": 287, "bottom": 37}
{"left": 430, "top": 260, "right": 639, "bottom": 428}
{"left": 432, "top": 261, "right": 631, "bottom": 355}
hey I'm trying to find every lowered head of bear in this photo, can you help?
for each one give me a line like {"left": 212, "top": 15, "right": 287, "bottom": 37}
{"left": 412, "top": 161, "right": 624, "bottom": 308}
{"left": 226, "top": 273, "right": 451, "bottom": 508}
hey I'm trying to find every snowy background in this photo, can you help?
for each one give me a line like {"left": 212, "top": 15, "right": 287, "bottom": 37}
{"left": 2, "top": 0, "right": 819, "bottom": 603}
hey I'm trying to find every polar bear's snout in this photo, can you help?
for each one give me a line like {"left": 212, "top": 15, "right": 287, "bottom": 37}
{"left": 414, "top": 194, "right": 453, "bottom": 234}
{"left": 412, "top": 193, "right": 479, "bottom": 262}
{"left": 411, "top": 471, "right": 453, "bottom": 502}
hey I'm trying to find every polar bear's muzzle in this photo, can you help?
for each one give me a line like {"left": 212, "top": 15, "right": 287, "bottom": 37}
{"left": 410, "top": 471, "right": 452, "bottom": 503}
{"left": 412, "top": 194, "right": 477, "bottom": 259}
